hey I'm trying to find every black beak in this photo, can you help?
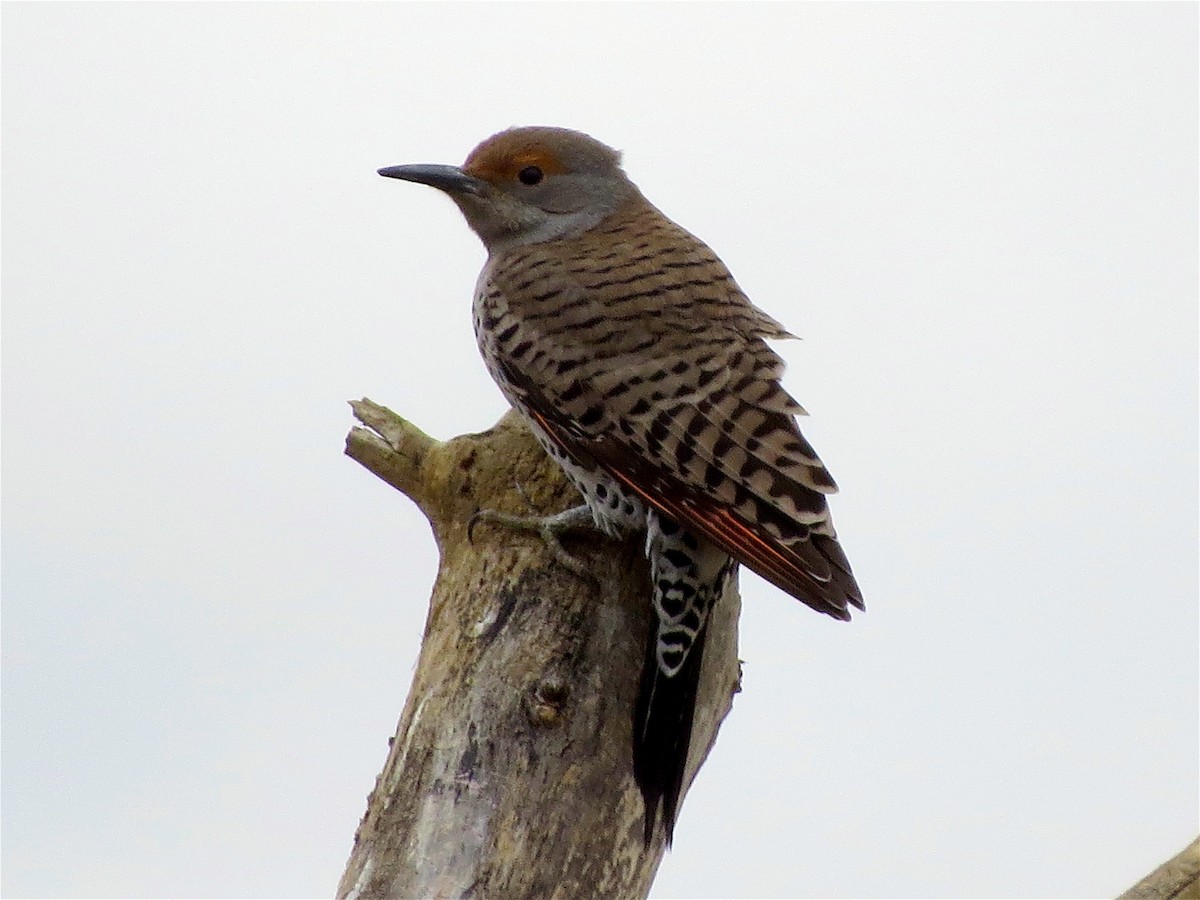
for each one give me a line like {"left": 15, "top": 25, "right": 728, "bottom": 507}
{"left": 377, "top": 164, "right": 484, "bottom": 195}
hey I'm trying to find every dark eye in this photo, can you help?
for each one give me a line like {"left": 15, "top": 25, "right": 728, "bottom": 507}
{"left": 518, "top": 165, "right": 544, "bottom": 186}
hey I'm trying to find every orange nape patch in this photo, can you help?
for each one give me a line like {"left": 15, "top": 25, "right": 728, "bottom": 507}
{"left": 462, "top": 133, "right": 570, "bottom": 185}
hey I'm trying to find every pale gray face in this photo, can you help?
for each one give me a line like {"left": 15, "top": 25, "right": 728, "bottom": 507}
{"left": 378, "top": 126, "right": 640, "bottom": 249}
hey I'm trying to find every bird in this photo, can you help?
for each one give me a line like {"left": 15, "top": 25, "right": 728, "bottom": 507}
{"left": 378, "top": 126, "right": 862, "bottom": 847}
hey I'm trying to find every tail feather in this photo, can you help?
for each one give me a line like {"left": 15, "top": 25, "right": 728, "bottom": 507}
{"left": 633, "top": 618, "right": 709, "bottom": 847}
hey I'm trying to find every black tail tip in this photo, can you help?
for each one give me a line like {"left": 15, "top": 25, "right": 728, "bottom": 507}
{"left": 639, "top": 792, "right": 676, "bottom": 850}
{"left": 643, "top": 803, "right": 657, "bottom": 849}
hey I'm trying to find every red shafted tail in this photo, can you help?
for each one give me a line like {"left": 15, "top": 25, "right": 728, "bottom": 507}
{"left": 599, "top": 464, "right": 858, "bottom": 620}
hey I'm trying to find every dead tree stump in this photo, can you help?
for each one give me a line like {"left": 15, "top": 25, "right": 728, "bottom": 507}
{"left": 337, "top": 400, "right": 742, "bottom": 899}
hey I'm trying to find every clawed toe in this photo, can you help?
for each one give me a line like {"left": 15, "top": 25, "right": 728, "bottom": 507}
{"left": 467, "top": 504, "right": 599, "bottom": 584}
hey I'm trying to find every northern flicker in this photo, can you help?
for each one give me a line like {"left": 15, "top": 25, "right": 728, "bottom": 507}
{"left": 378, "top": 126, "right": 863, "bottom": 846}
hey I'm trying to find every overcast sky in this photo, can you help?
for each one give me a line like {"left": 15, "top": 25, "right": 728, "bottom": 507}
{"left": 3, "top": 3, "right": 1196, "bottom": 898}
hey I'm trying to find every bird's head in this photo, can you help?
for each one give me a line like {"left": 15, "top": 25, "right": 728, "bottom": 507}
{"left": 379, "top": 126, "right": 638, "bottom": 250}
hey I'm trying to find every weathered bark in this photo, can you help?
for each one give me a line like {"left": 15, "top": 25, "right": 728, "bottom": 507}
{"left": 338, "top": 399, "right": 741, "bottom": 900}
{"left": 1118, "top": 837, "right": 1200, "bottom": 900}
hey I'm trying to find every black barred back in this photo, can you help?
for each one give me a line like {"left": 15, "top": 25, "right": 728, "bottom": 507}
{"left": 474, "top": 192, "right": 862, "bottom": 619}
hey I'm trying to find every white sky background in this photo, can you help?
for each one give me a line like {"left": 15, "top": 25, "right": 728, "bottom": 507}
{"left": 3, "top": 3, "right": 1196, "bottom": 897}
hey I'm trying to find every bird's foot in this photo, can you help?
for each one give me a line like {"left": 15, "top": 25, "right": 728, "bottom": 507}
{"left": 468, "top": 503, "right": 598, "bottom": 583}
